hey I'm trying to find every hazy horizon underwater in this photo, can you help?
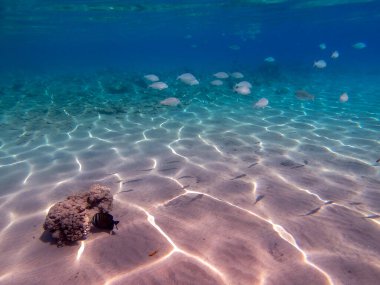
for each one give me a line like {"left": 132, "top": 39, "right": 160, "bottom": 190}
{"left": 0, "top": 1, "right": 379, "bottom": 285}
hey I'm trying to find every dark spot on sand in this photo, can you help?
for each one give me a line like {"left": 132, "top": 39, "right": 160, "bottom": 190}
{"left": 149, "top": 250, "right": 159, "bottom": 257}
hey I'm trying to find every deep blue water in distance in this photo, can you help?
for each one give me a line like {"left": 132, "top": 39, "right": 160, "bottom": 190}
{"left": 1, "top": 0, "right": 380, "bottom": 74}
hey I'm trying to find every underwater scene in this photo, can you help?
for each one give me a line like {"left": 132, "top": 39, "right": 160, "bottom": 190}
{"left": 0, "top": 0, "right": 380, "bottom": 284}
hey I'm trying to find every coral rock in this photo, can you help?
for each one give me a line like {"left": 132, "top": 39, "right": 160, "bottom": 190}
{"left": 43, "top": 184, "right": 113, "bottom": 246}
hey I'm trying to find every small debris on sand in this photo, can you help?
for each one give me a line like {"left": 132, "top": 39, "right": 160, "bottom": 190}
{"left": 149, "top": 250, "right": 159, "bottom": 257}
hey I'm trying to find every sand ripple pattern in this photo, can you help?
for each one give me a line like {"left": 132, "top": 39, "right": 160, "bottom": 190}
{"left": 0, "top": 72, "right": 379, "bottom": 285}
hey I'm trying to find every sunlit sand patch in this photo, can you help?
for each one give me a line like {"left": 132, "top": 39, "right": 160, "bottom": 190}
{"left": 156, "top": 188, "right": 333, "bottom": 284}
{"left": 135, "top": 205, "right": 227, "bottom": 281}
{"left": 272, "top": 224, "right": 334, "bottom": 285}
{"left": 76, "top": 241, "right": 85, "bottom": 261}
{"left": 22, "top": 164, "right": 33, "bottom": 185}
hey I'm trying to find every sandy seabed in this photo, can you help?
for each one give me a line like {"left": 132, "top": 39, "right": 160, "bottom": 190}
{"left": 0, "top": 70, "right": 379, "bottom": 285}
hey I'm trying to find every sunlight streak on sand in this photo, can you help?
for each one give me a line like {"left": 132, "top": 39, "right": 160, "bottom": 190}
{"left": 0, "top": 273, "right": 12, "bottom": 282}
{"left": 158, "top": 188, "right": 334, "bottom": 284}
{"left": 104, "top": 249, "right": 177, "bottom": 285}
{"left": 76, "top": 241, "right": 85, "bottom": 261}
{"left": 198, "top": 134, "right": 224, "bottom": 156}
{"left": 152, "top": 158, "right": 157, "bottom": 169}
{"left": 23, "top": 165, "right": 33, "bottom": 184}
{"left": 135, "top": 129, "right": 151, "bottom": 144}
{"left": 275, "top": 173, "right": 327, "bottom": 202}
{"left": 75, "top": 156, "right": 82, "bottom": 172}
{"left": 3, "top": 212, "right": 16, "bottom": 232}
{"left": 134, "top": 205, "right": 227, "bottom": 283}
{"left": 272, "top": 224, "right": 334, "bottom": 285}
{"left": 67, "top": 124, "right": 81, "bottom": 139}
{"left": 88, "top": 131, "right": 112, "bottom": 143}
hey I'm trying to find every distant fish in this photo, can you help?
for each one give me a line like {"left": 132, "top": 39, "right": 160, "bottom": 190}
{"left": 353, "top": 42, "right": 367, "bottom": 49}
{"left": 376, "top": 158, "right": 380, "bottom": 163}
{"left": 349, "top": 202, "right": 362, "bottom": 206}
{"left": 123, "top": 178, "right": 143, "bottom": 184}
{"left": 313, "top": 60, "right": 327, "bottom": 69}
{"left": 235, "top": 81, "right": 252, "bottom": 89}
{"left": 254, "top": 98, "right": 269, "bottom": 108}
{"left": 139, "top": 168, "right": 153, "bottom": 172}
{"left": 166, "top": 160, "right": 180, "bottom": 164}
{"left": 301, "top": 207, "right": 321, "bottom": 216}
{"left": 264, "top": 56, "right": 275, "bottom": 63}
{"left": 230, "top": 174, "right": 247, "bottom": 180}
{"left": 319, "top": 43, "right": 327, "bottom": 50}
{"left": 211, "top": 79, "right": 223, "bottom": 86}
{"left": 92, "top": 213, "right": 119, "bottom": 230}
{"left": 178, "top": 175, "right": 195, "bottom": 179}
{"left": 229, "top": 44, "right": 240, "bottom": 50}
{"left": 290, "top": 164, "right": 305, "bottom": 169}
{"left": 324, "top": 200, "right": 334, "bottom": 205}
{"left": 339, "top": 92, "right": 349, "bottom": 103}
{"left": 295, "top": 90, "right": 315, "bottom": 101}
{"left": 234, "top": 85, "right": 251, "bottom": 95}
{"left": 115, "top": 189, "right": 134, "bottom": 194}
{"left": 144, "top": 74, "right": 159, "bottom": 82}
{"left": 254, "top": 194, "right": 265, "bottom": 204}
{"left": 231, "top": 72, "right": 244, "bottom": 79}
{"left": 159, "top": 167, "right": 177, "bottom": 172}
{"left": 160, "top": 97, "right": 180, "bottom": 106}
{"left": 213, "top": 72, "right": 229, "bottom": 79}
{"left": 234, "top": 81, "right": 252, "bottom": 95}
{"left": 331, "top": 50, "right": 339, "bottom": 59}
{"left": 363, "top": 214, "right": 380, "bottom": 219}
{"left": 177, "top": 73, "right": 199, "bottom": 85}
{"left": 149, "top": 82, "right": 168, "bottom": 90}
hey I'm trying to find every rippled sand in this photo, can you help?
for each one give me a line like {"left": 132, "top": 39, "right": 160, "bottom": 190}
{"left": 0, "top": 71, "right": 379, "bottom": 285}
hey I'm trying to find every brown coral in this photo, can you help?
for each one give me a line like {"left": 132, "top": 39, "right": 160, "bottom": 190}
{"left": 43, "top": 184, "right": 113, "bottom": 246}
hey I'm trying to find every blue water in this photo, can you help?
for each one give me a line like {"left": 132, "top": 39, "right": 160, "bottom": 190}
{"left": 1, "top": 1, "right": 380, "bottom": 285}
{"left": 1, "top": 1, "right": 380, "bottom": 73}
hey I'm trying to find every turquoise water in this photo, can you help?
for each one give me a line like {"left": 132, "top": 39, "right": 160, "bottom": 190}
{"left": 1, "top": 1, "right": 379, "bottom": 285}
